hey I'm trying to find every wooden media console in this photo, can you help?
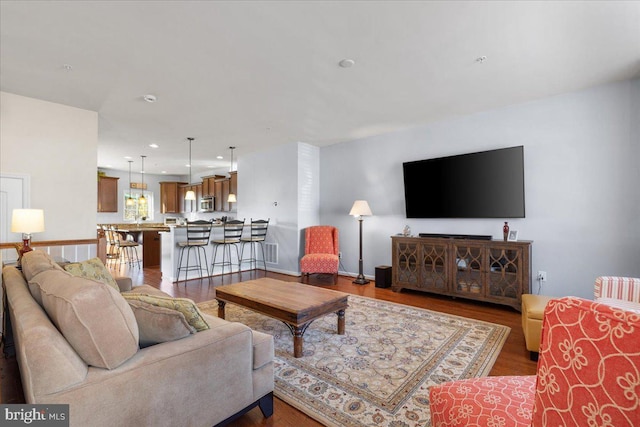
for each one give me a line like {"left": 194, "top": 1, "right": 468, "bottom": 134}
{"left": 391, "top": 235, "right": 532, "bottom": 311}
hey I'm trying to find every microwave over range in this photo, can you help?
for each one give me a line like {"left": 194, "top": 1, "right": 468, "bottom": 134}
{"left": 200, "top": 196, "right": 215, "bottom": 212}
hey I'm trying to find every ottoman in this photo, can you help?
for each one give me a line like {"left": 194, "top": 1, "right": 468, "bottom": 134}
{"left": 521, "top": 294, "right": 553, "bottom": 361}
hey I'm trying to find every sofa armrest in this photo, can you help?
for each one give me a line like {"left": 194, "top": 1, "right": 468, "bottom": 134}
{"left": 594, "top": 276, "right": 640, "bottom": 303}
{"left": 114, "top": 276, "right": 132, "bottom": 292}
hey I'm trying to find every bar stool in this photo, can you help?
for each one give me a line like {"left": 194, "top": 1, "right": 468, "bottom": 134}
{"left": 240, "top": 218, "right": 269, "bottom": 271}
{"left": 112, "top": 226, "right": 141, "bottom": 268}
{"left": 176, "top": 220, "right": 213, "bottom": 283}
{"left": 102, "top": 225, "right": 120, "bottom": 266}
{"left": 211, "top": 219, "right": 245, "bottom": 275}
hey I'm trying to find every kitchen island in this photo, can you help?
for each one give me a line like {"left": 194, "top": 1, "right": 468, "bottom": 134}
{"left": 160, "top": 224, "right": 250, "bottom": 282}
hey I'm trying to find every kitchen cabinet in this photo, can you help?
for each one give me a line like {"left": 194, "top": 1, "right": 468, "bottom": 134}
{"left": 214, "top": 179, "right": 224, "bottom": 211}
{"left": 160, "top": 182, "right": 187, "bottom": 214}
{"left": 98, "top": 176, "right": 119, "bottom": 212}
{"left": 229, "top": 171, "right": 237, "bottom": 208}
{"left": 202, "top": 175, "right": 223, "bottom": 197}
{"left": 142, "top": 230, "right": 161, "bottom": 267}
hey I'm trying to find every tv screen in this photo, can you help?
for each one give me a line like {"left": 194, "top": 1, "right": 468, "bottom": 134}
{"left": 403, "top": 146, "right": 525, "bottom": 218}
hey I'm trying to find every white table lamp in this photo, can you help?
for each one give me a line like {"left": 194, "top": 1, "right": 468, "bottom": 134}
{"left": 11, "top": 208, "right": 45, "bottom": 257}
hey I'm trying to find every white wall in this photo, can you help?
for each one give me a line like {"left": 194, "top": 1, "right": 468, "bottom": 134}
{"left": 0, "top": 92, "right": 98, "bottom": 240}
{"left": 238, "top": 142, "right": 319, "bottom": 274}
{"left": 320, "top": 79, "right": 640, "bottom": 299}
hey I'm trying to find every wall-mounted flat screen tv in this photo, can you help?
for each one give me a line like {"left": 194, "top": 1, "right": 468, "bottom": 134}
{"left": 403, "top": 146, "right": 525, "bottom": 218}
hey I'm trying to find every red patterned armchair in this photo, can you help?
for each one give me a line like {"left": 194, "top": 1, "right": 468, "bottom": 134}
{"left": 300, "top": 226, "right": 339, "bottom": 284}
{"left": 429, "top": 297, "right": 640, "bottom": 427}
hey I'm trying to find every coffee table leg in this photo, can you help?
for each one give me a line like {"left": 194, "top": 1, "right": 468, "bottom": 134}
{"left": 217, "top": 300, "right": 226, "bottom": 319}
{"left": 337, "top": 309, "right": 345, "bottom": 335}
{"left": 293, "top": 326, "right": 304, "bottom": 358}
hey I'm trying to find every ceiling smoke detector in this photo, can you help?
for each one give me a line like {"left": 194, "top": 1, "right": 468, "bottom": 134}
{"left": 338, "top": 59, "right": 355, "bottom": 68}
{"left": 143, "top": 94, "right": 157, "bottom": 103}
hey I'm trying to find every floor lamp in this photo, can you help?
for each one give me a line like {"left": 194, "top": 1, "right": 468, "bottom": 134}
{"left": 349, "top": 200, "right": 372, "bottom": 285}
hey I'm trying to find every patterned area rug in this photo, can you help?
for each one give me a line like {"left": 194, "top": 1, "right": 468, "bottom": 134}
{"left": 198, "top": 296, "right": 510, "bottom": 427}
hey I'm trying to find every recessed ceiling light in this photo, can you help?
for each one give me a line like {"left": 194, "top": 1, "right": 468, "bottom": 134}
{"left": 143, "top": 94, "right": 157, "bottom": 103}
{"left": 105, "top": 165, "right": 112, "bottom": 168}
{"left": 149, "top": 143, "right": 159, "bottom": 148}
{"left": 124, "top": 156, "right": 132, "bottom": 159}
{"left": 338, "top": 59, "right": 355, "bottom": 68}
{"left": 161, "top": 171, "right": 167, "bottom": 174}
{"left": 216, "top": 155, "right": 224, "bottom": 160}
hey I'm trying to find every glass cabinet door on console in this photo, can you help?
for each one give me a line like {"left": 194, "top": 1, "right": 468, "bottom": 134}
{"left": 452, "top": 242, "right": 484, "bottom": 296}
{"left": 393, "top": 238, "right": 419, "bottom": 288}
{"left": 487, "top": 245, "right": 523, "bottom": 302}
{"left": 420, "top": 241, "right": 449, "bottom": 293}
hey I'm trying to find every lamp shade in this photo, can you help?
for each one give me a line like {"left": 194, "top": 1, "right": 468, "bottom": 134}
{"left": 11, "top": 209, "right": 45, "bottom": 233}
{"left": 227, "top": 193, "right": 237, "bottom": 203}
{"left": 185, "top": 190, "right": 196, "bottom": 201}
{"left": 349, "top": 200, "right": 372, "bottom": 217}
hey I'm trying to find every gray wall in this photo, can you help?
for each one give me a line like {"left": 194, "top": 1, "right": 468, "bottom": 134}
{"left": 320, "top": 79, "right": 640, "bottom": 299}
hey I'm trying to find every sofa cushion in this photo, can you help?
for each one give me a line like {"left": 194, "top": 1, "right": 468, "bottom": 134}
{"left": 127, "top": 300, "right": 195, "bottom": 347}
{"left": 29, "top": 269, "right": 139, "bottom": 369}
{"left": 63, "top": 257, "right": 119, "bottom": 291}
{"left": 122, "top": 293, "right": 210, "bottom": 331}
{"left": 21, "top": 250, "right": 66, "bottom": 281}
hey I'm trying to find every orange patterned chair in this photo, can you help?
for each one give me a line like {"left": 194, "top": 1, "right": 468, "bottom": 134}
{"left": 300, "top": 226, "right": 339, "bottom": 284}
{"left": 429, "top": 296, "right": 640, "bottom": 427}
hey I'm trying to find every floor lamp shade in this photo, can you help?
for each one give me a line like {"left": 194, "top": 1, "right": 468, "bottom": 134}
{"left": 349, "top": 200, "right": 372, "bottom": 217}
{"left": 350, "top": 200, "right": 372, "bottom": 284}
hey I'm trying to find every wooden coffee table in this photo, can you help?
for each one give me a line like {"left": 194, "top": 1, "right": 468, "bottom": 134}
{"left": 215, "top": 278, "right": 349, "bottom": 358}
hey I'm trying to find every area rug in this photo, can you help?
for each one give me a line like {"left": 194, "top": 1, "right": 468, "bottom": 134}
{"left": 198, "top": 296, "right": 510, "bottom": 427}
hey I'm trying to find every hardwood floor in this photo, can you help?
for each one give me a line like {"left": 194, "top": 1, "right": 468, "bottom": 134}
{"left": 1, "top": 265, "right": 537, "bottom": 426}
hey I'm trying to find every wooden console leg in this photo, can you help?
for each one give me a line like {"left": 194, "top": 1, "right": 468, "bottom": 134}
{"left": 337, "top": 309, "right": 345, "bottom": 335}
{"left": 217, "top": 300, "right": 226, "bottom": 319}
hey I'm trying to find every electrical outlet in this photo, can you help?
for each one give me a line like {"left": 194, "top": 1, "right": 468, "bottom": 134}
{"left": 537, "top": 271, "right": 547, "bottom": 282}
{"left": 338, "top": 252, "right": 342, "bottom": 259}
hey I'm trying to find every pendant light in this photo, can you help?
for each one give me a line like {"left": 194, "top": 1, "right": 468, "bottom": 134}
{"left": 126, "top": 160, "right": 135, "bottom": 206}
{"left": 227, "top": 146, "right": 237, "bottom": 203}
{"left": 185, "top": 137, "right": 196, "bottom": 201}
{"left": 139, "top": 155, "right": 147, "bottom": 205}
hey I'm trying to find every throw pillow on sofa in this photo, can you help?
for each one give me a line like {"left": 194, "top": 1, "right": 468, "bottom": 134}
{"left": 128, "top": 300, "right": 196, "bottom": 347}
{"left": 122, "top": 293, "right": 210, "bottom": 331}
{"left": 21, "top": 250, "right": 66, "bottom": 280}
{"left": 63, "top": 257, "right": 119, "bottom": 291}
{"left": 28, "top": 269, "right": 139, "bottom": 369}
{"left": 21, "top": 250, "right": 67, "bottom": 306}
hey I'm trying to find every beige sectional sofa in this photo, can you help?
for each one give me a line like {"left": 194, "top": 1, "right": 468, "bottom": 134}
{"left": 2, "top": 250, "right": 274, "bottom": 426}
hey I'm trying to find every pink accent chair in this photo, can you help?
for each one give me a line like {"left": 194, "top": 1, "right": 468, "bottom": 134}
{"left": 429, "top": 296, "right": 640, "bottom": 427}
{"left": 300, "top": 226, "right": 339, "bottom": 284}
